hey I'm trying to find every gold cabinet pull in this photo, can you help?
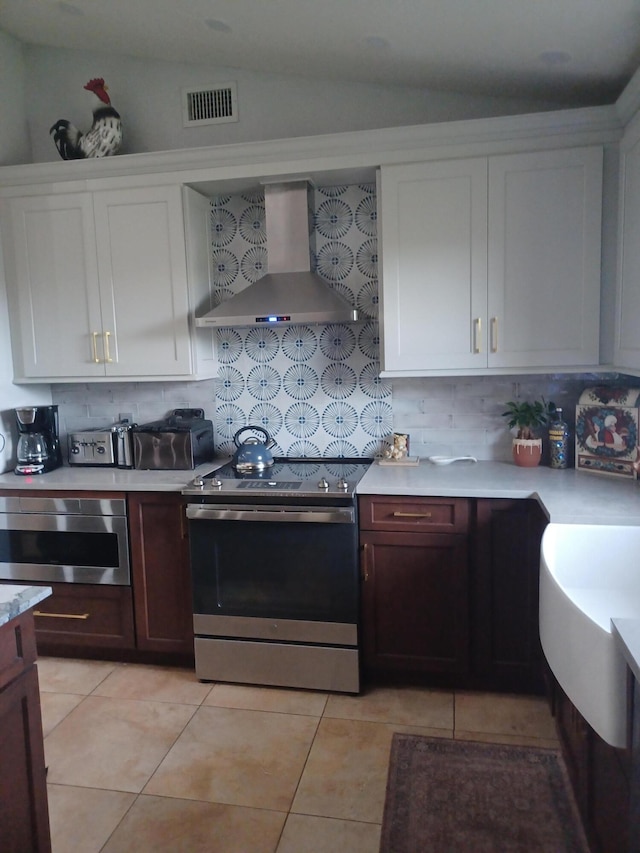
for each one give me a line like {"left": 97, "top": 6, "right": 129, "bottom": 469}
{"left": 34, "top": 610, "right": 90, "bottom": 620}
{"left": 392, "top": 511, "right": 432, "bottom": 518}
{"left": 473, "top": 318, "right": 482, "bottom": 353}
{"left": 91, "top": 331, "right": 101, "bottom": 363}
{"left": 103, "top": 331, "right": 113, "bottom": 363}
{"left": 490, "top": 317, "right": 498, "bottom": 353}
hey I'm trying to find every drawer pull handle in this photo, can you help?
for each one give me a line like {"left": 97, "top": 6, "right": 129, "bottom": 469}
{"left": 34, "top": 610, "right": 90, "bottom": 620}
{"left": 392, "top": 511, "right": 432, "bottom": 518}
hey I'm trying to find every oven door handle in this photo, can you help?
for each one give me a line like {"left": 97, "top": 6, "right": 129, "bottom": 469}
{"left": 186, "top": 505, "right": 354, "bottom": 524}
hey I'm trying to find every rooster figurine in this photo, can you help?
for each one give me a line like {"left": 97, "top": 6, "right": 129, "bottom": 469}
{"left": 50, "top": 78, "right": 122, "bottom": 160}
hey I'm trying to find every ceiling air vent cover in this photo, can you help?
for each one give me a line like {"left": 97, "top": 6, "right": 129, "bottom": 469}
{"left": 182, "top": 83, "right": 238, "bottom": 127}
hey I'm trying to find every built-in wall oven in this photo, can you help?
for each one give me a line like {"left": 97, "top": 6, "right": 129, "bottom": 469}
{"left": 0, "top": 496, "right": 130, "bottom": 585}
{"left": 183, "top": 458, "right": 371, "bottom": 693}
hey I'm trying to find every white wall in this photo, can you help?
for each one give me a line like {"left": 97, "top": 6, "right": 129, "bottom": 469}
{"left": 0, "top": 30, "right": 31, "bottom": 165}
{"left": 25, "top": 45, "right": 565, "bottom": 164}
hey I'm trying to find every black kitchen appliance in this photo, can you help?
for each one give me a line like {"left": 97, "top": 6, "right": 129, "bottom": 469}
{"left": 133, "top": 409, "right": 214, "bottom": 470}
{"left": 14, "top": 405, "right": 62, "bottom": 476}
{"left": 183, "top": 457, "right": 372, "bottom": 693}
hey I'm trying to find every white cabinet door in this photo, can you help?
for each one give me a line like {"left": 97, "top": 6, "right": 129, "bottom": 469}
{"left": 4, "top": 193, "right": 105, "bottom": 379}
{"left": 615, "top": 118, "right": 640, "bottom": 372}
{"left": 379, "top": 159, "right": 488, "bottom": 372}
{"left": 488, "top": 148, "right": 602, "bottom": 369}
{"left": 92, "top": 186, "right": 193, "bottom": 377}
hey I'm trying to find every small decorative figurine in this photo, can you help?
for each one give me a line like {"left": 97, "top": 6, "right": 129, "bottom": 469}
{"left": 384, "top": 433, "right": 410, "bottom": 461}
{"left": 50, "top": 78, "right": 122, "bottom": 160}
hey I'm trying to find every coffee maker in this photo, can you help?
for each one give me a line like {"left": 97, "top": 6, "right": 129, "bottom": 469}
{"left": 15, "top": 405, "right": 63, "bottom": 475}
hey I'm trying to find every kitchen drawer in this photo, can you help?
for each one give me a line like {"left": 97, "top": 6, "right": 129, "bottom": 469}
{"left": 0, "top": 609, "right": 38, "bottom": 692}
{"left": 359, "top": 495, "right": 470, "bottom": 533}
{"left": 31, "top": 583, "right": 135, "bottom": 651}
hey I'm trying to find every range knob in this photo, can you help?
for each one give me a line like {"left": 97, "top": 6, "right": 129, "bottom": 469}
{"left": 318, "top": 477, "right": 329, "bottom": 490}
{"left": 192, "top": 475, "right": 205, "bottom": 488}
{"left": 211, "top": 476, "right": 223, "bottom": 489}
{"left": 337, "top": 477, "right": 349, "bottom": 491}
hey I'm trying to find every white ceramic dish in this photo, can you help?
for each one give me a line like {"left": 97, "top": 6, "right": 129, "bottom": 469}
{"left": 427, "top": 456, "right": 477, "bottom": 466}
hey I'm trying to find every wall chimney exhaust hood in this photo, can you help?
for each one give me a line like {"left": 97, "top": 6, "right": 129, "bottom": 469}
{"left": 195, "top": 181, "right": 359, "bottom": 328}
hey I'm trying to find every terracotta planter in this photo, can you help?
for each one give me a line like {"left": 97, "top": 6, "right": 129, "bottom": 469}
{"left": 512, "top": 438, "right": 543, "bottom": 467}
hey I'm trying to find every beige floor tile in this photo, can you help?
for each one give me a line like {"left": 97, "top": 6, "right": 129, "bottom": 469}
{"left": 40, "top": 692, "right": 85, "bottom": 737}
{"left": 205, "top": 683, "right": 327, "bottom": 716}
{"left": 144, "top": 705, "right": 318, "bottom": 811}
{"left": 291, "top": 717, "right": 395, "bottom": 823}
{"left": 38, "top": 657, "right": 118, "bottom": 694}
{"left": 93, "top": 663, "right": 213, "bottom": 705}
{"left": 325, "top": 684, "right": 453, "bottom": 729}
{"left": 277, "top": 814, "right": 381, "bottom": 853}
{"left": 454, "top": 691, "right": 558, "bottom": 740}
{"left": 102, "top": 795, "right": 285, "bottom": 853}
{"left": 47, "top": 783, "right": 135, "bottom": 853}
{"left": 44, "top": 695, "right": 197, "bottom": 793}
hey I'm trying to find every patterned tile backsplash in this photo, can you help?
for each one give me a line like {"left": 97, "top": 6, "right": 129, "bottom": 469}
{"left": 51, "top": 183, "right": 636, "bottom": 463}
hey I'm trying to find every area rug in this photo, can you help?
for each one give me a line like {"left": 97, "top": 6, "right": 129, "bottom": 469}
{"left": 380, "top": 734, "right": 591, "bottom": 853}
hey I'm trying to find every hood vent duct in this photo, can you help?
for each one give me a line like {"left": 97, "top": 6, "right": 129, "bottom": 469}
{"left": 195, "top": 181, "right": 359, "bottom": 328}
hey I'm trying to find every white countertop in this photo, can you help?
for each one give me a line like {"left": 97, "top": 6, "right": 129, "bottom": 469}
{"left": 0, "top": 462, "right": 225, "bottom": 492}
{"left": 1, "top": 459, "right": 640, "bottom": 526}
{"left": 358, "top": 460, "right": 640, "bottom": 525}
{"left": 0, "top": 584, "right": 52, "bottom": 628}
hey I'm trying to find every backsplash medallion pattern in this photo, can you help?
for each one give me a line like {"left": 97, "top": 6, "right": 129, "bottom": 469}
{"left": 210, "top": 184, "right": 392, "bottom": 457}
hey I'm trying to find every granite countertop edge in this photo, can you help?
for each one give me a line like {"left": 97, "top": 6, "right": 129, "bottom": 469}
{"left": 0, "top": 585, "right": 52, "bottom": 628}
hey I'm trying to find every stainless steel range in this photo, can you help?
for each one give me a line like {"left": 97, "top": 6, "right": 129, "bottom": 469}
{"left": 183, "top": 457, "right": 372, "bottom": 693}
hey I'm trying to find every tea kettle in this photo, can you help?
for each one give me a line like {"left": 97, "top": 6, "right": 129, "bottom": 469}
{"left": 232, "top": 426, "right": 275, "bottom": 472}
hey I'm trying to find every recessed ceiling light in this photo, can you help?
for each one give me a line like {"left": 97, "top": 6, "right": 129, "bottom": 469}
{"left": 204, "top": 19, "right": 232, "bottom": 34}
{"left": 364, "top": 35, "right": 390, "bottom": 51}
{"left": 539, "top": 50, "right": 572, "bottom": 66}
{"left": 58, "top": 2, "right": 84, "bottom": 15}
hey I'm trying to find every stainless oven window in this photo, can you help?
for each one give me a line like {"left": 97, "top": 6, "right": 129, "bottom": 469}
{"left": 189, "top": 509, "right": 358, "bottom": 624}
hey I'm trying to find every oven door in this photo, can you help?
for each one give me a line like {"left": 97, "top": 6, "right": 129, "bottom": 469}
{"left": 187, "top": 503, "right": 358, "bottom": 628}
{"left": 0, "top": 498, "right": 130, "bottom": 585}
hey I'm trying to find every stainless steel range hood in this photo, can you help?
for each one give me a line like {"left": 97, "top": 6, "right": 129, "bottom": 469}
{"left": 195, "top": 181, "right": 359, "bottom": 328}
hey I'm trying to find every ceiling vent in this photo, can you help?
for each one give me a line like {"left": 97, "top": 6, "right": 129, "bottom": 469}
{"left": 182, "top": 83, "right": 238, "bottom": 127}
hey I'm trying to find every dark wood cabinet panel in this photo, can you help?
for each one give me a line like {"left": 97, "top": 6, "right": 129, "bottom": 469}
{"left": 361, "top": 526, "right": 469, "bottom": 677}
{"left": 128, "top": 492, "right": 194, "bottom": 656}
{"left": 471, "top": 499, "right": 547, "bottom": 693}
{"left": 359, "top": 495, "right": 469, "bottom": 533}
{"left": 31, "top": 583, "right": 135, "bottom": 652}
{"left": 0, "top": 611, "right": 51, "bottom": 853}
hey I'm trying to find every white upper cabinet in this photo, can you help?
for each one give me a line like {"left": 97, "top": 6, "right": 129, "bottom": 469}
{"left": 3, "top": 185, "right": 216, "bottom": 382}
{"left": 379, "top": 146, "right": 603, "bottom": 375}
{"left": 614, "top": 116, "right": 640, "bottom": 373}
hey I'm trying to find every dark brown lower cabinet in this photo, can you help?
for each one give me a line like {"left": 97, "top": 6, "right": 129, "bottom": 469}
{"left": 550, "top": 673, "right": 631, "bottom": 853}
{"left": 0, "top": 609, "right": 51, "bottom": 853}
{"left": 360, "top": 529, "right": 469, "bottom": 677}
{"left": 128, "top": 492, "right": 194, "bottom": 657}
{"left": 359, "top": 495, "right": 547, "bottom": 693}
{"left": 32, "top": 582, "right": 135, "bottom": 654}
{"left": 472, "top": 498, "right": 548, "bottom": 693}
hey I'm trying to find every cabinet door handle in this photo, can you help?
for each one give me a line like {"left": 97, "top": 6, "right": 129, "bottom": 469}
{"left": 473, "top": 318, "right": 482, "bottom": 353}
{"left": 490, "top": 317, "right": 498, "bottom": 353}
{"left": 91, "top": 331, "right": 101, "bottom": 363}
{"left": 361, "top": 542, "right": 370, "bottom": 582}
{"left": 392, "top": 511, "right": 432, "bottom": 518}
{"left": 104, "top": 331, "right": 113, "bottom": 363}
{"left": 34, "top": 610, "right": 90, "bottom": 620}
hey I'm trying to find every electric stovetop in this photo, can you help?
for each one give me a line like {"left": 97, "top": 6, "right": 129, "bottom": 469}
{"left": 183, "top": 457, "right": 372, "bottom": 500}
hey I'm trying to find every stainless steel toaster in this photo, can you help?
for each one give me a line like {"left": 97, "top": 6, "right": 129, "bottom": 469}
{"left": 68, "top": 423, "right": 135, "bottom": 468}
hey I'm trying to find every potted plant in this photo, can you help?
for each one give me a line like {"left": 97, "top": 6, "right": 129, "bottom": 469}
{"left": 502, "top": 399, "right": 556, "bottom": 467}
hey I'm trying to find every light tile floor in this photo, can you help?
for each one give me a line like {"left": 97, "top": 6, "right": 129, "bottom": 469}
{"left": 38, "top": 657, "right": 560, "bottom": 853}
